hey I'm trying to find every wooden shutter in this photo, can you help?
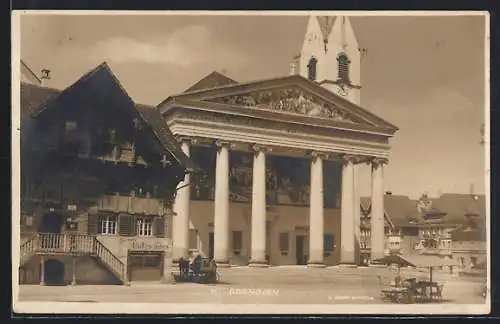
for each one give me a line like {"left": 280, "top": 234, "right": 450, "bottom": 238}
{"left": 87, "top": 214, "right": 99, "bottom": 235}
{"left": 154, "top": 217, "right": 165, "bottom": 238}
{"left": 118, "top": 214, "right": 136, "bottom": 237}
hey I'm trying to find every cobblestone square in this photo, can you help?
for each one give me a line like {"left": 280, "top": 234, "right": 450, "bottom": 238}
{"left": 18, "top": 266, "right": 486, "bottom": 306}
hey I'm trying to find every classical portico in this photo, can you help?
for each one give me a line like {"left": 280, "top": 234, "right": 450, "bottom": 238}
{"left": 159, "top": 72, "right": 397, "bottom": 267}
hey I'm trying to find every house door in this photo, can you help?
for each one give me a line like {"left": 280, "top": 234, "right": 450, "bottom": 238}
{"left": 266, "top": 221, "right": 271, "bottom": 264}
{"left": 43, "top": 259, "right": 65, "bottom": 285}
{"left": 39, "top": 212, "right": 64, "bottom": 249}
{"left": 39, "top": 212, "right": 63, "bottom": 233}
{"left": 127, "top": 251, "right": 164, "bottom": 282}
{"left": 208, "top": 232, "right": 214, "bottom": 259}
{"left": 295, "top": 235, "right": 307, "bottom": 265}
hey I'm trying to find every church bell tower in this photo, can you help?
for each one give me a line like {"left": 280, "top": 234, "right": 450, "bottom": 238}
{"left": 290, "top": 16, "right": 362, "bottom": 106}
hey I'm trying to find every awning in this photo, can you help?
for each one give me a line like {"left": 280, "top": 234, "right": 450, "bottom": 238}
{"left": 404, "top": 254, "right": 456, "bottom": 268}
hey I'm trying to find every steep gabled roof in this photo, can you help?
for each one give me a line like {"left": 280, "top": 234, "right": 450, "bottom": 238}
{"left": 135, "top": 104, "right": 200, "bottom": 172}
{"left": 21, "top": 62, "right": 201, "bottom": 174}
{"left": 159, "top": 74, "right": 398, "bottom": 134}
{"left": 20, "top": 82, "right": 60, "bottom": 120}
{"left": 183, "top": 71, "right": 237, "bottom": 93}
{"left": 21, "top": 60, "right": 42, "bottom": 85}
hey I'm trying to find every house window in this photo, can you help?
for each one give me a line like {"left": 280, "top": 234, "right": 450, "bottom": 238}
{"left": 307, "top": 57, "right": 318, "bottom": 81}
{"left": 337, "top": 53, "right": 350, "bottom": 83}
{"left": 324, "top": 234, "right": 335, "bottom": 252}
{"left": 65, "top": 120, "right": 77, "bottom": 131}
{"left": 232, "top": 231, "right": 243, "bottom": 251}
{"left": 136, "top": 217, "right": 154, "bottom": 236}
{"left": 470, "top": 256, "right": 477, "bottom": 268}
{"left": 99, "top": 214, "right": 117, "bottom": 235}
{"left": 279, "top": 232, "right": 289, "bottom": 252}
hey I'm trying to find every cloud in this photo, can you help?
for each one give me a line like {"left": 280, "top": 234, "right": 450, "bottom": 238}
{"left": 90, "top": 25, "right": 250, "bottom": 68}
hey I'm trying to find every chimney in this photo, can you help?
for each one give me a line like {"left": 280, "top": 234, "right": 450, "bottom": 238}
{"left": 40, "top": 69, "right": 51, "bottom": 86}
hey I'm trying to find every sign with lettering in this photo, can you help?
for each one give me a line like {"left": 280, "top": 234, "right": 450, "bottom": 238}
{"left": 128, "top": 238, "right": 172, "bottom": 251}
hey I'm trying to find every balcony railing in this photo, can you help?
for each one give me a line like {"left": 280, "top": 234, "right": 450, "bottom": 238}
{"left": 20, "top": 232, "right": 126, "bottom": 281}
{"left": 24, "top": 233, "right": 96, "bottom": 255}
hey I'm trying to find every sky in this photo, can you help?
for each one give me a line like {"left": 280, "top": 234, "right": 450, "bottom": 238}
{"left": 18, "top": 12, "right": 487, "bottom": 199}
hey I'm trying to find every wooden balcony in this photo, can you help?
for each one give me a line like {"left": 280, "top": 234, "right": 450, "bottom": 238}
{"left": 21, "top": 233, "right": 95, "bottom": 259}
{"left": 97, "top": 194, "right": 164, "bottom": 215}
{"left": 20, "top": 232, "right": 126, "bottom": 283}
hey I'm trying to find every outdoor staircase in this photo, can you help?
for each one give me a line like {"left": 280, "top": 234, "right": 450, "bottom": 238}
{"left": 20, "top": 233, "right": 126, "bottom": 284}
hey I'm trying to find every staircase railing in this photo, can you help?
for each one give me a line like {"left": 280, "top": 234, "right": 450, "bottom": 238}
{"left": 19, "top": 233, "right": 125, "bottom": 282}
{"left": 20, "top": 236, "right": 36, "bottom": 265}
{"left": 94, "top": 239, "right": 125, "bottom": 281}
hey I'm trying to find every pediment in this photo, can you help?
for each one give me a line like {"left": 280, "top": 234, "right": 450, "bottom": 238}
{"left": 203, "top": 85, "right": 361, "bottom": 124}
{"left": 165, "top": 75, "right": 397, "bottom": 132}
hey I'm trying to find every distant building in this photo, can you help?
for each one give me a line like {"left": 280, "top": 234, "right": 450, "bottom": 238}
{"left": 359, "top": 193, "right": 487, "bottom": 272}
{"left": 20, "top": 60, "right": 41, "bottom": 85}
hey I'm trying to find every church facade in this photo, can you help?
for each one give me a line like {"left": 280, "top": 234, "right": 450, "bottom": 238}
{"left": 161, "top": 16, "right": 399, "bottom": 267}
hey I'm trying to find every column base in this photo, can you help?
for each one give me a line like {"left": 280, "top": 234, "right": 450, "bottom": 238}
{"left": 249, "top": 260, "right": 269, "bottom": 268}
{"left": 307, "top": 262, "right": 326, "bottom": 268}
{"left": 39, "top": 282, "right": 45, "bottom": 286}
{"left": 338, "top": 263, "right": 358, "bottom": 268}
{"left": 215, "top": 261, "right": 231, "bottom": 268}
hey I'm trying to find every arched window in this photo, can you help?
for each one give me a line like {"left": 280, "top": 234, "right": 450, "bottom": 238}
{"left": 337, "top": 53, "right": 350, "bottom": 83}
{"left": 307, "top": 57, "right": 318, "bottom": 81}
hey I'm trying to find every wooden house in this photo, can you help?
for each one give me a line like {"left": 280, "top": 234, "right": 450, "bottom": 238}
{"left": 19, "top": 62, "right": 201, "bottom": 285}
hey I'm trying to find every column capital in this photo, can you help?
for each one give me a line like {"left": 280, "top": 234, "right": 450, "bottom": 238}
{"left": 214, "top": 139, "right": 235, "bottom": 150}
{"left": 174, "top": 135, "right": 198, "bottom": 145}
{"left": 341, "top": 154, "right": 361, "bottom": 165}
{"left": 308, "top": 150, "right": 329, "bottom": 162}
{"left": 250, "top": 143, "right": 272, "bottom": 154}
{"left": 370, "top": 157, "right": 388, "bottom": 167}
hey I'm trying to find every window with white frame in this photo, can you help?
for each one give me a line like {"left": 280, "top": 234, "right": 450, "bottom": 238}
{"left": 99, "top": 214, "right": 117, "bottom": 235}
{"left": 136, "top": 217, "right": 154, "bottom": 236}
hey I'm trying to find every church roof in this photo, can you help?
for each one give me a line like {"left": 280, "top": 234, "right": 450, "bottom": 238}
{"left": 159, "top": 74, "right": 399, "bottom": 134}
{"left": 20, "top": 62, "right": 201, "bottom": 173}
{"left": 183, "top": 71, "right": 238, "bottom": 93}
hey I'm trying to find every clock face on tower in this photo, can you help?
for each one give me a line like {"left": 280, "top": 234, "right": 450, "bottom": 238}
{"left": 307, "top": 33, "right": 318, "bottom": 44}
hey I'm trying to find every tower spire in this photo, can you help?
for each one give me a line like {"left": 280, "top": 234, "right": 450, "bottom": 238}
{"left": 316, "top": 16, "right": 335, "bottom": 53}
{"left": 341, "top": 16, "right": 347, "bottom": 50}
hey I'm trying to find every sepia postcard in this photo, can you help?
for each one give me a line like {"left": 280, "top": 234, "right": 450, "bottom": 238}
{"left": 11, "top": 10, "right": 490, "bottom": 315}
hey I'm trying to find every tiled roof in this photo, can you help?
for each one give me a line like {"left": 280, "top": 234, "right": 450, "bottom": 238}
{"left": 183, "top": 71, "right": 237, "bottom": 93}
{"left": 20, "top": 83, "right": 60, "bottom": 120}
{"left": 360, "top": 193, "right": 486, "bottom": 228}
{"left": 135, "top": 104, "right": 201, "bottom": 173}
{"left": 20, "top": 62, "right": 202, "bottom": 174}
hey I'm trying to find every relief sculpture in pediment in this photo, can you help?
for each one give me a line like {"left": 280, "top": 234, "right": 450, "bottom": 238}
{"left": 206, "top": 87, "right": 357, "bottom": 123}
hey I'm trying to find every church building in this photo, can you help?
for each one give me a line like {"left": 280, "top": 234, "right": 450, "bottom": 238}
{"left": 160, "top": 16, "right": 399, "bottom": 267}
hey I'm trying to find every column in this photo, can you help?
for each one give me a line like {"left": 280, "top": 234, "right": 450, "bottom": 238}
{"left": 340, "top": 155, "right": 356, "bottom": 266}
{"left": 214, "top": 140, "right": 230, "bottom": 267}
{"left": 308, "top": 151, "right": 327, "bottom": 267}
{"left": 40, "top": 256, "right": 45, "bottom": 286}
{"left": 71, "top": 257, "right": 77, "bottom": 286}
{"left": 370, "top": 158, "right": 387, "bottom": 262}
{"left": 249, "top": 144, "right": 268, "bottom": 267}
{"left": 353, "top": 163, "right": 361, "bottom": 265}
{"left": 172, "top": 139, "right": 191, "bottom": 262}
